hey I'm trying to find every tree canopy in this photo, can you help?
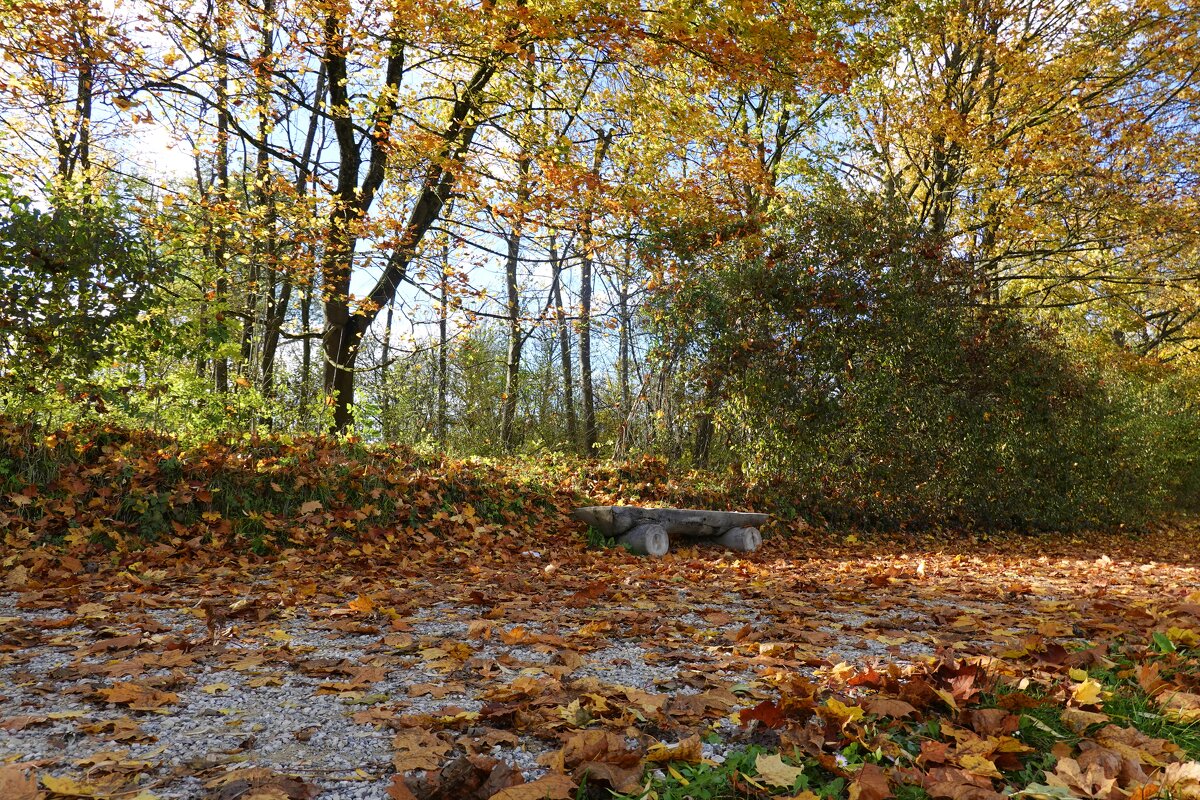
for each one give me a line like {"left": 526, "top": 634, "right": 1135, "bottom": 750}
{"left": 1, "top": 0, "right": 1198, "bottom": 527}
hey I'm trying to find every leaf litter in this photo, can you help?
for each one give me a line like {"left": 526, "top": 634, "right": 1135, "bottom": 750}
{"left": 4, "top": 483, "right": 1200, "bottom": 798}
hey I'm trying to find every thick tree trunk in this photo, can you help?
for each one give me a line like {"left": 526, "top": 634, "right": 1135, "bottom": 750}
{"left": 319, "top": 15, "right": 502, "bottom": 431}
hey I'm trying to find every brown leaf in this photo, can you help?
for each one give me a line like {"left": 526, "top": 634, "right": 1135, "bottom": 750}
{"left": 393, "top": 729, "right": 451, "bottom": 772}
{"left": 962, "top": 709, "right": 1018, "bottom": 736}
{"left": 865, "top": 698, "right": 918, "bottom": 719}
{"left": 850, "top": 764, "right": 893, "bottom": 800}
{"left": 1160, "top": 762, "right": 1200, "bottom": 799}
{"left": 0, "top": 764, "right": 38, "bottom": 800}
{"left": 645, "top": 735, "right": 703, "bottom": 765}
{"left": 741, "top": 699, "right": 787, "bottom": 728}
{"left": 1061, "top": 708, "right": 1110, "bottom": 734}
{"left": 387, "top": 776, "right": 419, "bottom": 800}
{"left": 559, "top": 730, "right": 643, "bottom": 769}
{"left": 1045, "top": 757, "right": 1121, "bottom": 800}
{"left": 572, "top": 762, "right": 644, "bottom": 794}
{"left": 206, "top": 768, "right": 321, "bottom": 800}
{"left": 0, "top": 715, "right": 49, "bottom": 731}
{"left": 96, "top": 682, "right": 178, "bottom": 710}
{"left": 489, "top": 774, "right": 576, "bottom": 800}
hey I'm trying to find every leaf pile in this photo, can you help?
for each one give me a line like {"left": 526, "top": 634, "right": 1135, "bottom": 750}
{"left": 2, "top": 420, "right": 1200, "bottom": 798}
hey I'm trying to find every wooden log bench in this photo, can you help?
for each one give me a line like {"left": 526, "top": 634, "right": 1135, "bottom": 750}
{"left": 572, "top": 506, "right": 767, "bottom": 556}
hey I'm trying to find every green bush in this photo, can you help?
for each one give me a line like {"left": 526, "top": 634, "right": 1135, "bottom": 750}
{"left": 655, "top": 194, "right": 1200, "bottom": 529}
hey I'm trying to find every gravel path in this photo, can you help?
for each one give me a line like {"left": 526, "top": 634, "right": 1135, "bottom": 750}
{"left": 0, "top": 564, "right": 940, "bottom": 798}
{"left": 5, "top": 541, "right": 1175, "bottom": 798}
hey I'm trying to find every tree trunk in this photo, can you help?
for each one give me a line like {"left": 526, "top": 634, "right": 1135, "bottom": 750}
{"left": 500, "top": 227, "right": 523, "bottom": 451}
{"left": 500, "top": 155, "right": 530, "bottom": 452}
{"left": 319, "top": 15, "right": 503, "bottom": 431}
{"left": 577, "top": 130, "right": 612, "bottom": 456}
{"left": 549, "top": 237, "right": 577, "bottom": 449}
{"left": 264, "top": 62, "right": 325, "bottom": 400}
{"left": 212, "top": 0, "right": 231, "bottom": 394}
{"left": 381, "top": 299, "right": 394, "bottom": 439}
{"left": 437, "top": 252, "right": 449, "bottom": 449}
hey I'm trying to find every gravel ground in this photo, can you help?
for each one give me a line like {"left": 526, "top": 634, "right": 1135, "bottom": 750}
{"left": 0, "top": 569, "right": 943, "bottom": 799}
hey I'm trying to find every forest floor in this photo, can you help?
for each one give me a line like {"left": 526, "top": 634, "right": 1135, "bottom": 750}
{"left": 3, "top": 519, "right": 1200, "bottom": 800}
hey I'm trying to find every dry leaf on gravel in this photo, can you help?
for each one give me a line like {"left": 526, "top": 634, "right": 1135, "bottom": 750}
{"left": 95, "top": 682, "right": 178, "bottom": 710}
{"left": 489, "top": 773, "right": 577, "bottom": 800}
{"left": 204, "top": 767, "right": 321, "bottom": 800}
{"left": 393, "top": 729, "right": 451, "bottom": 772}
{"left": 0, "top": 765, "right": 38, "bottom": 800}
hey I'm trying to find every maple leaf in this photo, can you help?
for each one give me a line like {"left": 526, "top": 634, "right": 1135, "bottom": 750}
{"left": 866, "top": 697, "right": 918, "bottom": 719}
{"left": 850, "top": 763, "right": 893, "bottom": 800}
{"left": 96, "top": 682, "right": 178, "bottom": 710}
{"left": 1159, "top": 761, "right": 1200, "bottom": 799}
{"left": 393, "top": 729, "right": 451, "bottom": 772}
{"left": 756, "top": 752, "right": 805, "bottom": 788}
{"left": 348, "top": 593, "right": 376, "bottom": 614}
{"left": 205, "top": 767, "right": 321, "bottom": 800}
{"left": 488, "top": 774, "right": 576, "bottom": 799}
{"left": 1045, "top": 757, "right": 1121, "bottom": 800}
{"left": 820, "top": 697, "right": 865, "bottom": 728}
{"left": 1061, "top": 708, "right": 1110, "bottom": 734}
{"left": 1160, "top": 691, "right": 1200, "bottom": 724}
{"left": 298, "top": 500, "right": 322, "bottom": 515}
{"left": 1071, "top": 678, "right": 1106, "bottom": 707}
{"left": 742, "top": 698, "right": 788, "bottom": 728}
{"left": 551, "top": 730, "right": 644, "bottom": 794}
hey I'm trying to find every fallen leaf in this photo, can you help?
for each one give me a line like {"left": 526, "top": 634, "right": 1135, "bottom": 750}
{"left": 756, "top": 752, "right": 805, "bottom": 789}
{"left": 393, "top": 729, "right": 450, "bottom": 772}
{"left": 850, "top": 763, "right": 893, "bottom": 800}
{"left": 646, "top": 735, "right": 703, "bottom": 764}
{"left": 488, "top": 774, "right": 576, "bottom": 799}
{"left": 41, "top": 774, "right": 101, "bottom": 797}
{"left": 0, "top": 765, "right": 37, "bottom": 800}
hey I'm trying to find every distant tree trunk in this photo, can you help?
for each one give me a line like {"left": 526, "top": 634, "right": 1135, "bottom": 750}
{"left": 381, "top": 298, "right": 394, "bottom": 439}
{"left": 500, "top": 229, "right": 523, "bottom": 451}
{"left": 692, "top": 377, "right": 720, "bottom": 468}
{"left": 579, "top": 247, "right": 596, "bottom": 456}
{"left": 618, "top": 239, "right": 632, "bottom": 420}
{"left": 243, "top": 0, "right": 277, "bottom": 393}
{"left": 437, "top": 243, "right": 450, "bottom": 448}
{"left": 613, "top": 238, "right": 633, "bottom": 459}
{"left": 500, "top": 156, "right": 530, "bottom": 452}
{"left": 549, "top": 237, "right": 577, "bottom": 449}
{"left": 300, "top": 278, "right": 313, "bottom": 415}
{"left": 264, "top": 63, "right": 325, "bottom": 401}
{"left": 212, "top": 0, "right": 231, "bottom": 394}
{"left": 577, "top": 130, "right": 611, "bottom": 456}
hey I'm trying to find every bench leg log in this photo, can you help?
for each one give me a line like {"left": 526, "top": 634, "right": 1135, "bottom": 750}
{"left": 717, "top": 526, "right": 762, "bottom": 552}
{"left": 618, "top": 523, "right": 670, "bottom": 557}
